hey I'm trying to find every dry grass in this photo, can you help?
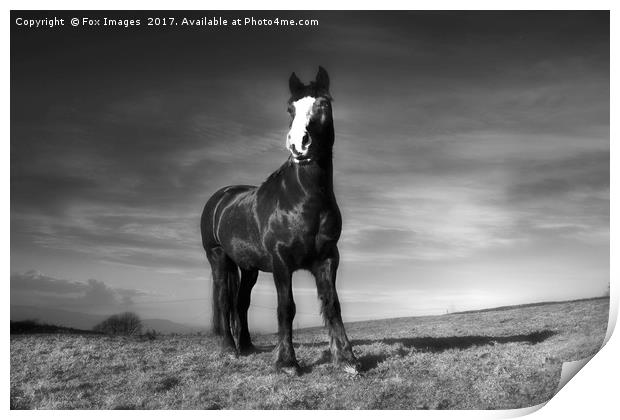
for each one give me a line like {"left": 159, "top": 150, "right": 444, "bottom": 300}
{"left": 10, "top": 297, "right": 608, "bottom": 409}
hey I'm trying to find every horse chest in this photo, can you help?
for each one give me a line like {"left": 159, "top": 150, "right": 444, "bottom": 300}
{"left": 267, "top": 204, "right": 317, "bottom": 240}
{"left": 265, "top": 202, "right": 340, "bottom": 262}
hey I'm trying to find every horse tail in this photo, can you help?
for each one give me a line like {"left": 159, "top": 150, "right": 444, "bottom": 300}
{"left": 211, "top": 274, "right": 223, "bottom": 335}
{"left": 211, "top": 257, "right": 240, "bottom": 337}
{"left": 200, "top": 202, "right": 212, "bottom": 253}
{"left": 227, "top": 265, "right": 240, "bottom": 339}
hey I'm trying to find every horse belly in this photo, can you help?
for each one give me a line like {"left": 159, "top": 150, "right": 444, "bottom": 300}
{"left": 227, "top": 237, "right": 269, "bottom": 271}
{"left": 219, "top": 207, "right": 270, "bottom": 271}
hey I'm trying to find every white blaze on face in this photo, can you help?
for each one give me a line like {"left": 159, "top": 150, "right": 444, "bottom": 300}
{"left": 286, "top": 96, "right": 316, "bottom": 161}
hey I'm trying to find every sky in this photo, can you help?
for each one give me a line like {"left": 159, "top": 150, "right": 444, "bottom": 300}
{"left": 10, "top": 11, "right": 609, "bottom": 331}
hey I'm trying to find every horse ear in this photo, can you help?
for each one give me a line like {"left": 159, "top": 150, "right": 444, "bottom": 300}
{"left": 315, "top": 66, "right": 330, "bottom": 91}
{"left": 289, "top": 72, "right": 304, "bottom": 95}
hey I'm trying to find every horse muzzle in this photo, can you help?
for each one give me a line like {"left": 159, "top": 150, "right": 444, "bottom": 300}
{"left": 287, "top": 134, "right": 312, "bottom": 163}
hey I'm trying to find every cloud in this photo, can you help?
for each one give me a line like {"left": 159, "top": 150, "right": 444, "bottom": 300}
{"left": 10, "top": 12, "right": 609, "bottom": 324}
{"left": 10, "top": 270, "right": 86, "bottom": 294}
{"left": 82, "top": 279, "right": 121, "bottom": 306}
{"left": 10, "top": 271, "right": 148, "bottom": 309}
{"left": 507, "top": 150, "right": 609, "bottom": 202}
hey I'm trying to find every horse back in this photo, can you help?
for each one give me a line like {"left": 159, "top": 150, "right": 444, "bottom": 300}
{"left": 200, "top": 185, "right": 256, "bottom": 250}
{"left": 201, "top": 184, "right": 274, "bottom": 270}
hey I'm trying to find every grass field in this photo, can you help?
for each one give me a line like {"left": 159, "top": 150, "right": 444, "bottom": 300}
{"left": 10, "top": 297, "right": 608, "bottom": 409}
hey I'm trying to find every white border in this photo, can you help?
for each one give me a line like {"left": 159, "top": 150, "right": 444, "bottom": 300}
{"left": 5, "top": 2, "right": 617, "bottom": 419}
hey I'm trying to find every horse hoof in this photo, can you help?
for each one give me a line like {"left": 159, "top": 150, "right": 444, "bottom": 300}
{"left": 220, "top": 347, "right": 238, "bottom": 359}
{"left": 222, "top": 352, "right": 238, "bottom": 361}
{"left": 281, "top": 365, "right": 301, "bottom": 376}
{"left": 239, "top": 345, "right": 258, "bottom": 356}
{"left": 276, "top": 362, "right": 301, "bottom": 376}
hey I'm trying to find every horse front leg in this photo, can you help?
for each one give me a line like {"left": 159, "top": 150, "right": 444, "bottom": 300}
{"left": 272, "top": 259, "right": 300, "bottom": 375}
{"left": 312, "top": 247, "right": 359, "bottom": 374}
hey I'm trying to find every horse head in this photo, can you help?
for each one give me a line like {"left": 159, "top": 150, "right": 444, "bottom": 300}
{"left": 286, "top": 66, "right": 334, "bottom": 164}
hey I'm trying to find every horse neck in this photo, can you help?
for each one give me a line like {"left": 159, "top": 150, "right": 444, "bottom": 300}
{"left": 306, "top": 127, "right": 335, "bottom": 183}
{"left": 296, "top": 128, "right": 335, "bottom": 191}
{"left": 261, "top": 146, "right": 334, "bottom": 201}
{"left": 295, "top": 150, "right": 334, "bottom": 193}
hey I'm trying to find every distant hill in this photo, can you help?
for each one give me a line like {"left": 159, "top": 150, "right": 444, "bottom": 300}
{"left": 10, "top": 320, "right": 104, "bottom": 335}
{"left": 11, "top": 306, "right": 105, "bottom": 330}
{"left": 10, "top": 305, "right": 200, "bottom": 334}
{"left": 141, "top": 319, "right": 200, "bottom": 334}
{"left": 450, "top": 296, "right": 609, "bottom": 315}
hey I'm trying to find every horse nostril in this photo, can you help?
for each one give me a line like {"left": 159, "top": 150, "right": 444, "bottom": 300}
{"left": 302, "top": 134, "right": 310, "bottom": 147}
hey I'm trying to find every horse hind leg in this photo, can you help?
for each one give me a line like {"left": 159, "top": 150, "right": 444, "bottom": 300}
{"left": 208, "top": 246, "right": 240, "bottom": 355}
{"left": 237, "top": 268, "right": 258, "bottom": 354}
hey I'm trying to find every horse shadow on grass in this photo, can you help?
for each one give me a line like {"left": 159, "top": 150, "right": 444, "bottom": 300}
{"left": 300, "top": 330, "right": 557, "bottom": 372}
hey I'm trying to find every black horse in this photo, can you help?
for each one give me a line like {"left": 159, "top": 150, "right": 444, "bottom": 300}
{"left": 200, "top": 67, "right": 359, "bottom": 375}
